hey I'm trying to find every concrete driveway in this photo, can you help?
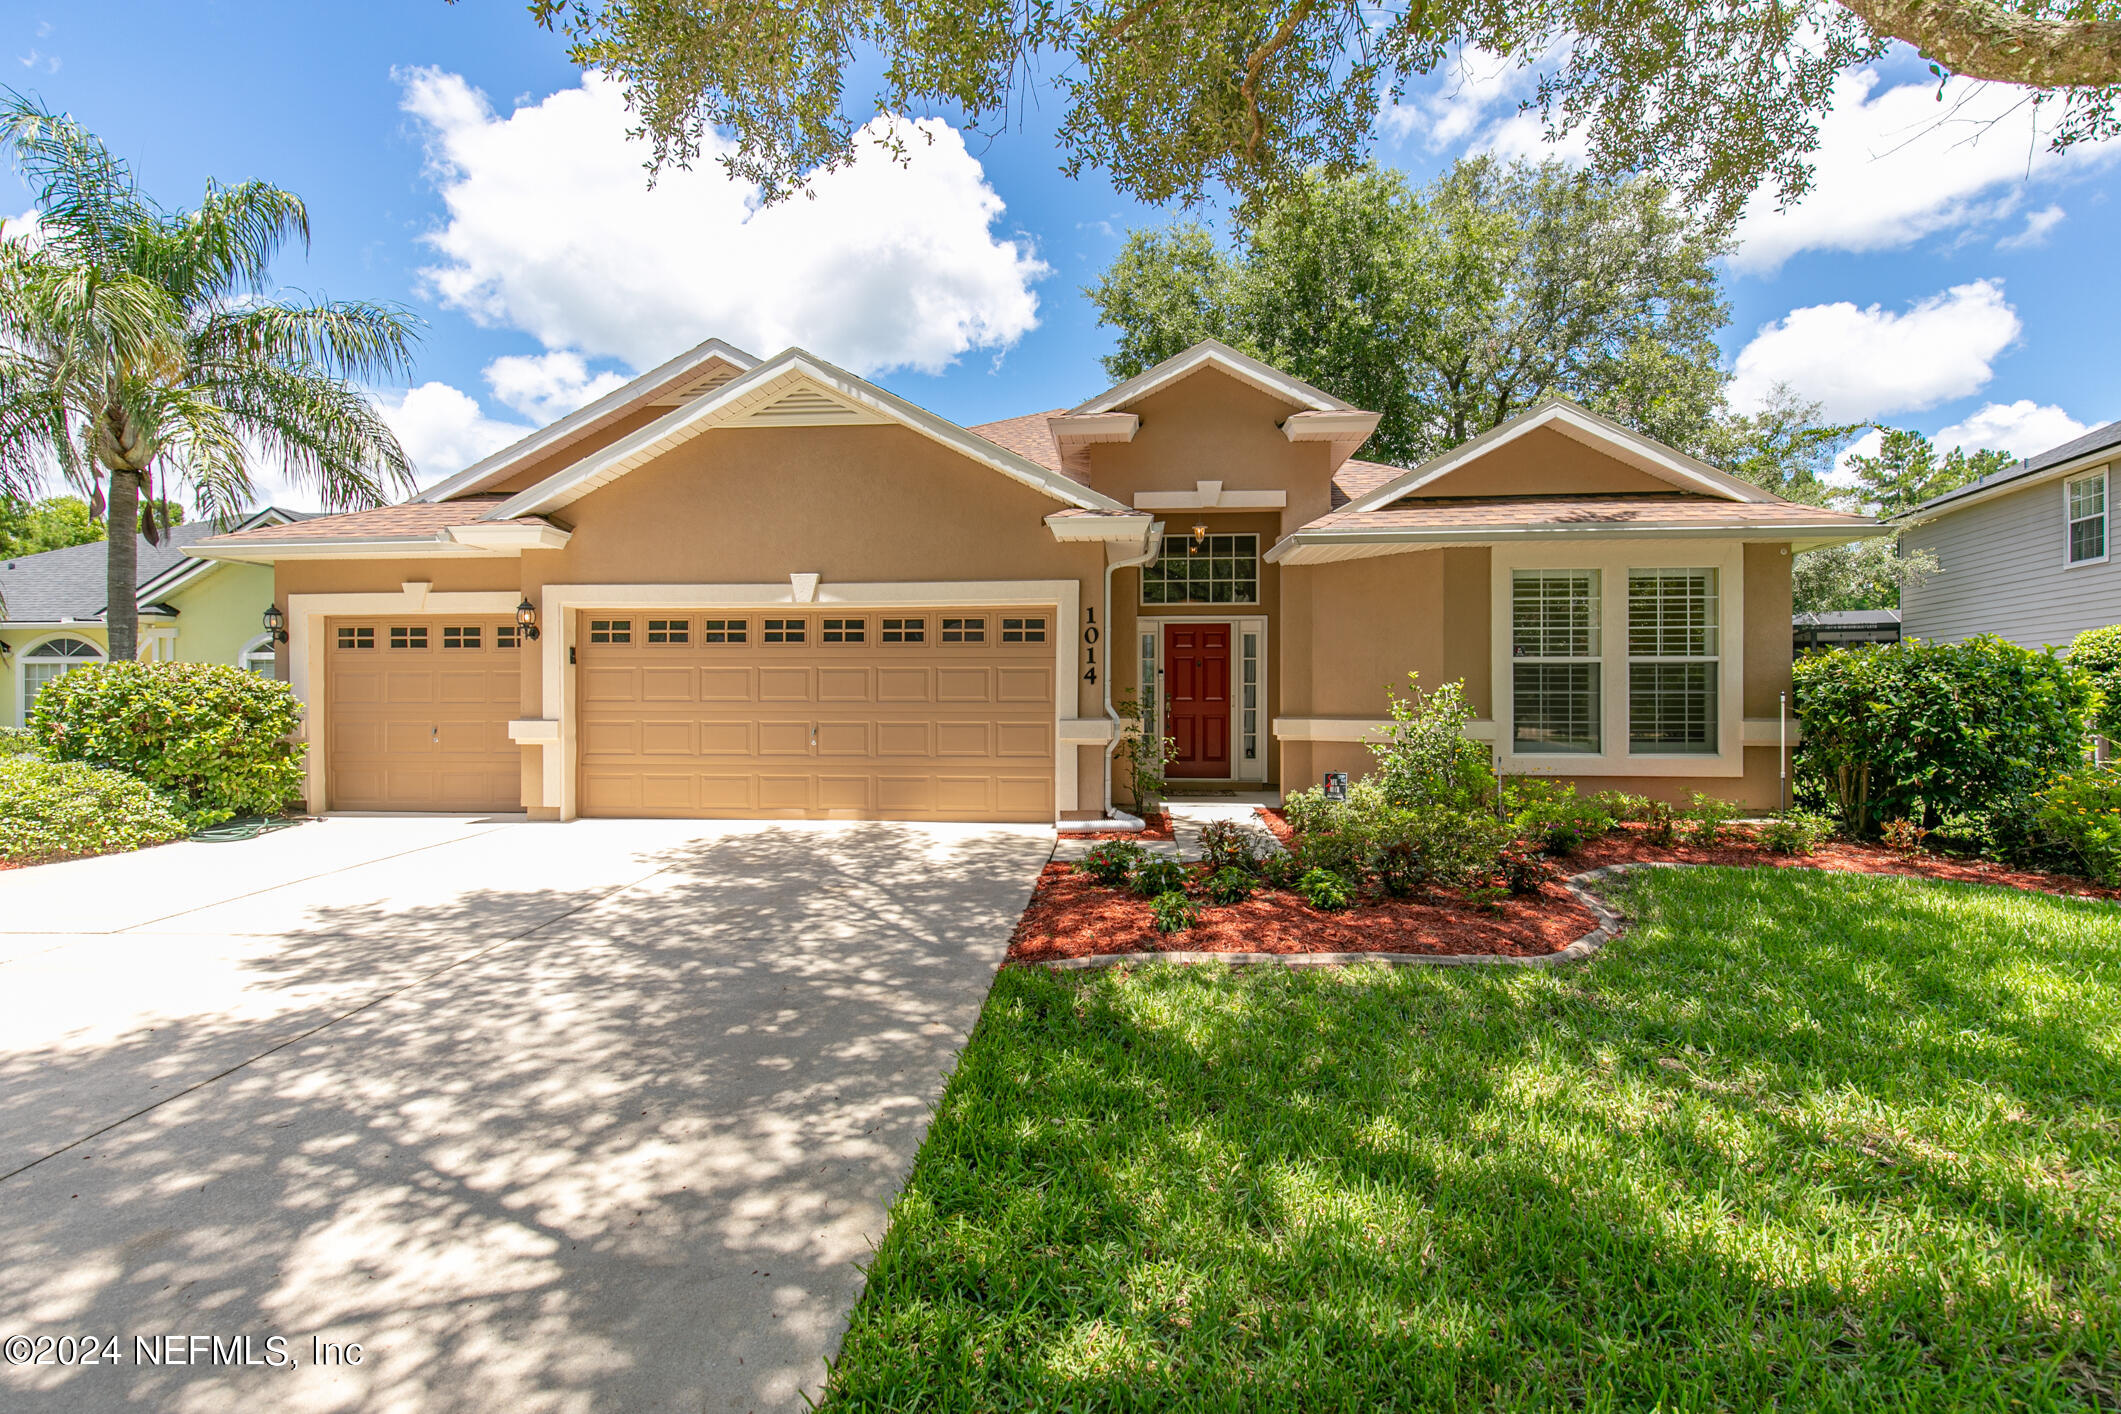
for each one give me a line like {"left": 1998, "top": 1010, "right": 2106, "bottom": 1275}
{"left": 0, "top": 815, "right": 1052, "bottom": 1413}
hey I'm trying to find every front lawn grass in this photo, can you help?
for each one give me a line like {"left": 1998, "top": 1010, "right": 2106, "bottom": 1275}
{"left": 825, "top": 868, "right": 2121, "bottom": 1411}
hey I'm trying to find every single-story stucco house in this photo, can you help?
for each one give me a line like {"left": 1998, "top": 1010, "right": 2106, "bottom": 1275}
{"left": 189, "top": 338, "right": 1875, "bottom": 821}
{"left": 1898, "top": 418, "right": 2121, "bottom": 648}
{"left": 2, "top": 508, "right": 303, "bottom": 727}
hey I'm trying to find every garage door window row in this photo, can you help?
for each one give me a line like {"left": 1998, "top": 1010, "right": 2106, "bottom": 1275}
{"left": 577, "top": 614, "right": 1048, "bottom": 649}
{"left": 338, "top": 624, "right": 520, "bottom": 651}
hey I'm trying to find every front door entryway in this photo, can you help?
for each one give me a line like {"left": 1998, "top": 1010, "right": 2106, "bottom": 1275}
{"left": 1163, "top": 623, "right": 1231, "bottom": 777}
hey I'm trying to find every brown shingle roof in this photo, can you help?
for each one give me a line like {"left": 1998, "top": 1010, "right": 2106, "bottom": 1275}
{"left": 1330, "top": 458, "right": 1406, "bottom": 507}
{"left": 204, "top": 496, "right": 542, "bottom": 542}
{"left": 1300, "top": 493, "right": 1876, "bottom": 534}
{"left": 968, "top": 409, "right": 1071, "bottom": 478}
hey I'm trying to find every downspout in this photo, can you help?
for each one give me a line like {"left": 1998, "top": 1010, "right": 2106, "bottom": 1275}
{"left": 1058, "top": 519, "right": 1162, "bottom": 833}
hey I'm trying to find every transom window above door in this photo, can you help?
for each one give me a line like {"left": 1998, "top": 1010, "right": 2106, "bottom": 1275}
{"left": 1142, "top": 533, "right": 1259, "bottom": 605}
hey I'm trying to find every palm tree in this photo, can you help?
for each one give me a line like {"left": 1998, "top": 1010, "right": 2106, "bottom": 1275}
{"left": 0, "top": 95, "right": 417, "bottom": 660}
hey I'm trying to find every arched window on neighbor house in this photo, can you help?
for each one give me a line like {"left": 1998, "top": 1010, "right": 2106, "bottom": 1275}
{"left": 20, "top": 635, "right": 103, "bottom": 722}
{"left": 240, "top": 633, "right": 279, "bottom": 679}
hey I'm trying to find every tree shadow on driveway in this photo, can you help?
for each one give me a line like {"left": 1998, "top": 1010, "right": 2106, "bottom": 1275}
{"left": 0, "top": 821, "right": 1052, "bottom": 1414}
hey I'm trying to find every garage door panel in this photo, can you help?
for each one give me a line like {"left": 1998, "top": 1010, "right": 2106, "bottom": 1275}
{"left": 582, "top": 667, "right": 640, "bottom": 702}
{"left": 328, "top": 616, "right": 522, "bottom": 813}
{"left": 575, "top": 606, "right": 1054, "bottom": 822}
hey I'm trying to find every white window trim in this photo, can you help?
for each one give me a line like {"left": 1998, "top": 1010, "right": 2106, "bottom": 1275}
{"left": 1490, "top": 541, "right": 1745, "bottom": 778}
{"left": 2064, "top": 468, "right": 2109, "bottom": 569}
{"left": 1140, "top": 532, "right": 1263, "bottom": 609}
{"left": 1134, "top": 614, "right": 1271, "bottom": 784}
{"left": 14, "top": 632, "right": 107, "bottom": 727}
{"left": 239, "top": 632, "right": 280, "bottom": 678}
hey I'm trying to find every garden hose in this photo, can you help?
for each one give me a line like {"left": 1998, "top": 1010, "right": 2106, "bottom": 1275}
{"left": 190, "top": 815, "right": 302, "bottom": 843}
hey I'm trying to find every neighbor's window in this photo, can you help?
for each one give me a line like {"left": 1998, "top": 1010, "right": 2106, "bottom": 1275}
{"left": 1142, "top": 533, "right": 1259, "bottom": 605}
{"left": 22, "top": 635, "right": 104, "bottom": 717}
{"left": 2068, "top": 470, "right": 2108, "bottom": 565}
{"left": 241, "top": 635, "right": 278, "bottom": 677}
{"left": 1511, "top": 570, "right": 1600, "bottom": 753}
{"left": 1628, "top": 569, "right": 1719, "bottom": 754}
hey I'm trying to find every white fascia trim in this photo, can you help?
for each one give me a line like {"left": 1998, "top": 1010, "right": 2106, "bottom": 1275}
{"left": 493, "top": 348, "right": 1134, "bottom": 521}
{"left": 133, "top": 509, "right": 294, "bottom": 601}
{"left": 415, "top": 337, "right": 761, "bottom": 503}
{"left": 1282, "top": 410, "right": 1380, "bottom": 443}
{"left": 284, "top": 587, "right": 522, "bottom": 812}
{"left": 185, "top": 535, "right": 504, "bottom": 564}
{"left": 1070, "top": 339, "right": 1354, "bottom": 415}
{"left": 1046, "top": 412, "right": 1138, "bottom": 442}
{"left": 1135, "top": 484, "right": 1287, "bottom": 510}
{"left": 1265, "top": 520, "right": 1878, "bottom": 564}
{"left": 1345, "top": 400, "right": 1772, "bottom": 514}
{"left": 1893, "top": 450, "right": 2118, "bottom": 526}
{"left": 448, "top": 521, "right": 573, "bottom": 551}
{"left": 534, "top": 579, "right": 1085, "bottom": 821}
{"left": 1045, "top": 512, "right": 1157, "bottom": 542}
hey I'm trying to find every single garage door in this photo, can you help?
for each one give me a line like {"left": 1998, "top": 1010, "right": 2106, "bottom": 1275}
{"left": 326, "top": 616, "right": 523, "bottom": 812}
{"left": 576, "top": 607, "right": 1055, "bottom": 821}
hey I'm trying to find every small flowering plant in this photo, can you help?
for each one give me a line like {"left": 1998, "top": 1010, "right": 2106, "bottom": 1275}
{"left": 2032, "top": 769, "right": 2121, "bottom": 885}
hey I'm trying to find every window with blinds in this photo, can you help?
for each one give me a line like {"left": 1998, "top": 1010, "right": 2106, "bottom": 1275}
{"left": 1628, "top": 568, "right": 1719, "bottom": 754}
{"left": 1511, "top": 571, "right": 1600, "bottom": 753}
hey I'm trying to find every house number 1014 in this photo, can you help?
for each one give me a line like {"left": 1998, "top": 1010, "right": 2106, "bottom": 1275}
{"left": 1081, "top": 607, "right": 1099, "bottom": 684}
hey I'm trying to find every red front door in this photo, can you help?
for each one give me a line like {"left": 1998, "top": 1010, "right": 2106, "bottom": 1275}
{"left": 1163, "top": 623, "right": 1231, "bottom": 778}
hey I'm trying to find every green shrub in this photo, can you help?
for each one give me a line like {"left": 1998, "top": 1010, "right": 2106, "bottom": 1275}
{"left": 31, "top": 662, "right": 304, "bottom": 825}
{"left": 1595, "top": 791, "right": 1653, "bottom": 823}
{"left": 1281, "top": 783, "right": 1346, "bottom": 838}
{"left": 2033, "top": 770, "right": 2121, "bottom": 884}
{"left": 1794, "top": 636, "right": 2096, "bottom": 835}
{"left": 1295, "top": 828, "right": 1364, "bottom": 883}
{"left": 1369, "top": 804, "right": 1511, "bottom": 896}
{"left": 1196, "top": 819, "right": 1258, "bottom": 872}
{"left": 1255, "top": 850, "right": 1301, "bottom": 891}
{"left": 1149, "top": 890, "right": 1200, "bottom": 933}
{"left": 1080, "top": 838, "right": 1146, "bottom": 886}
{"left": 0, "top": 726, "right": 37, "bottom": 758}
{"left": 1367, "top": 673, "right": 1494, "bottom": 811}
{"left": 1639, "top": 797, "right": 1681, "bottom": 846}
{"left": 1757, "top": 809, "right": 1833, "bottom": 855}
{"left": 1493, "top": 840, "right": 1553, "bottom": 896}
{"left": 1685, "top": 793, "right": 1740, "bottom": 846}
{"left": 0, "top": 755, "right": 188, "bottom": 862}
{"left": 1295, "top": 867, "right": 1351, "bottom": 911}
{"left": 1507, "top": 779, "right": 1614, "bottom": 855}
{"left": 1204, "top": 866, "right": 1255, "bottom": 904}
{"left": 1130, "top": 855, "right": 1190, "bottom": 899}
{"left": 2068, "top": 624, "right": 2121, "bottom": 739}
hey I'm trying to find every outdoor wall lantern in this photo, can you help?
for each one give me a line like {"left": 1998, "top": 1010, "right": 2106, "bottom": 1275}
{"left": 515, "top": 598, "right": 541, "bottom": 641}
{"left": 261, "top": 604, "right": 288, "bottom": 644}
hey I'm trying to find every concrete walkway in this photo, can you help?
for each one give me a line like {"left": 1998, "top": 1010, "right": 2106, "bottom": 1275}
{"left": 0, "top": 815, "right": 1051, "bottom": 1413}
{"left": 1052, "top": 796, "right": 1284, "bottom": 865}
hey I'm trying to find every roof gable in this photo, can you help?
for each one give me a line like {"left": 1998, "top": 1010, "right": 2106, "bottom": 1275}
{"left": 1071, "top": 338, "right": 1354, "bottom": 416}
{"left": 418, "top": 336, "right": 759, "bottom": 503}
{"left": 490, "top": 349, "right": 1135, "bottom": 520}
{"left": 1345, "top": 399, "right": 1773, "bottom": 513}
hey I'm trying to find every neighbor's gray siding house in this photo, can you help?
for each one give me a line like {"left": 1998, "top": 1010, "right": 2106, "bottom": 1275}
{"left": 1898, "top": 420, "right": 2121, "bottom": 648}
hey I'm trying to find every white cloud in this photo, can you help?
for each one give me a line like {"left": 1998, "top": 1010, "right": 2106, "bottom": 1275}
{"left": 372, "top": 382, "right": 532, "bottom": 488}
{"left": 1996, "top": 203, "right": 2066, "bottom": 251}
{"left": 1729, "top": 279, "right": 2021, "bottom": 420}
{"left": 1933, "top": 399, "right": 2086, "bottom": 458}
{"left": 1827, "top": 427, "right": 1884, "bottom": 487}
{"left": 1731, "top": 71, "right": 2120, "bottom": 274}
{"left": 399, "top": 68, "right": 1047, "bottom": 377}
{"left": 482, "top": 350, "right": 630, "bottom": 423}
{"left": 1383, "top": 49, "right": 1527, "bottom": 151}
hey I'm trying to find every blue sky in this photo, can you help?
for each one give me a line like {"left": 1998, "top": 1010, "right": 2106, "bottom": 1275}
{"left": 8, "top": 1, "right": 2117, "bottom": 507}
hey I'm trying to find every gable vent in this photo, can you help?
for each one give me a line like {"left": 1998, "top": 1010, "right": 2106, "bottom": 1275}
{"left": 740, "top": 387, "right": 880, "bottom": 426}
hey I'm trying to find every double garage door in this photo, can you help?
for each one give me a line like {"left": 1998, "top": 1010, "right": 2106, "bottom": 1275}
{"left": 575, "top": 606, "right": 1057, "bottom": 822}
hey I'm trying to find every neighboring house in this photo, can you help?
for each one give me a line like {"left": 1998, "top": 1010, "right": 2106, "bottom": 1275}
{"left": 190, "top": 337, "right": 1874, "bottom": 820}
{"left": 1898, "top": 419, "right": 2121, "bottom": 647}
{"left": 0, "top": 508, "right": 304, "bottom": 726}
{"left": 1793, "top": 609, "right": 1901, "bottom": 653}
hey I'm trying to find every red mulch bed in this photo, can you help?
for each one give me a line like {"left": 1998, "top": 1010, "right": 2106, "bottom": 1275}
{"left": 1008, "top": 861, "right": 1590, "bottom": 963}
{"left": 1069, "top": 811, "right": 1175, "bottom": 843}
{"left": 1006, "top": 809, "right": 2120, "bottom": 966}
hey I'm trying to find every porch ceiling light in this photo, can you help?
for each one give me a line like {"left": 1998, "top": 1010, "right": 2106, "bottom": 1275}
{"left": 1190, "top": 523, "right": 1208, "bottom": 552}
{"left": 261, "top": 604, "right": 287, "bottom": 644}
{"left": 516, "top": 598, "right": 541, "bottom": 641}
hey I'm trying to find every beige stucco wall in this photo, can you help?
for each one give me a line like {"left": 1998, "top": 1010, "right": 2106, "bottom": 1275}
{"left": 1412, "top": 425, "right": 1679, "bottom": 499}
{"left": 1281, "top": 739, "right": 1789, "bottom": 809}
{"left": 1082, "top": 370, "right": 1341, "bottom": 536}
